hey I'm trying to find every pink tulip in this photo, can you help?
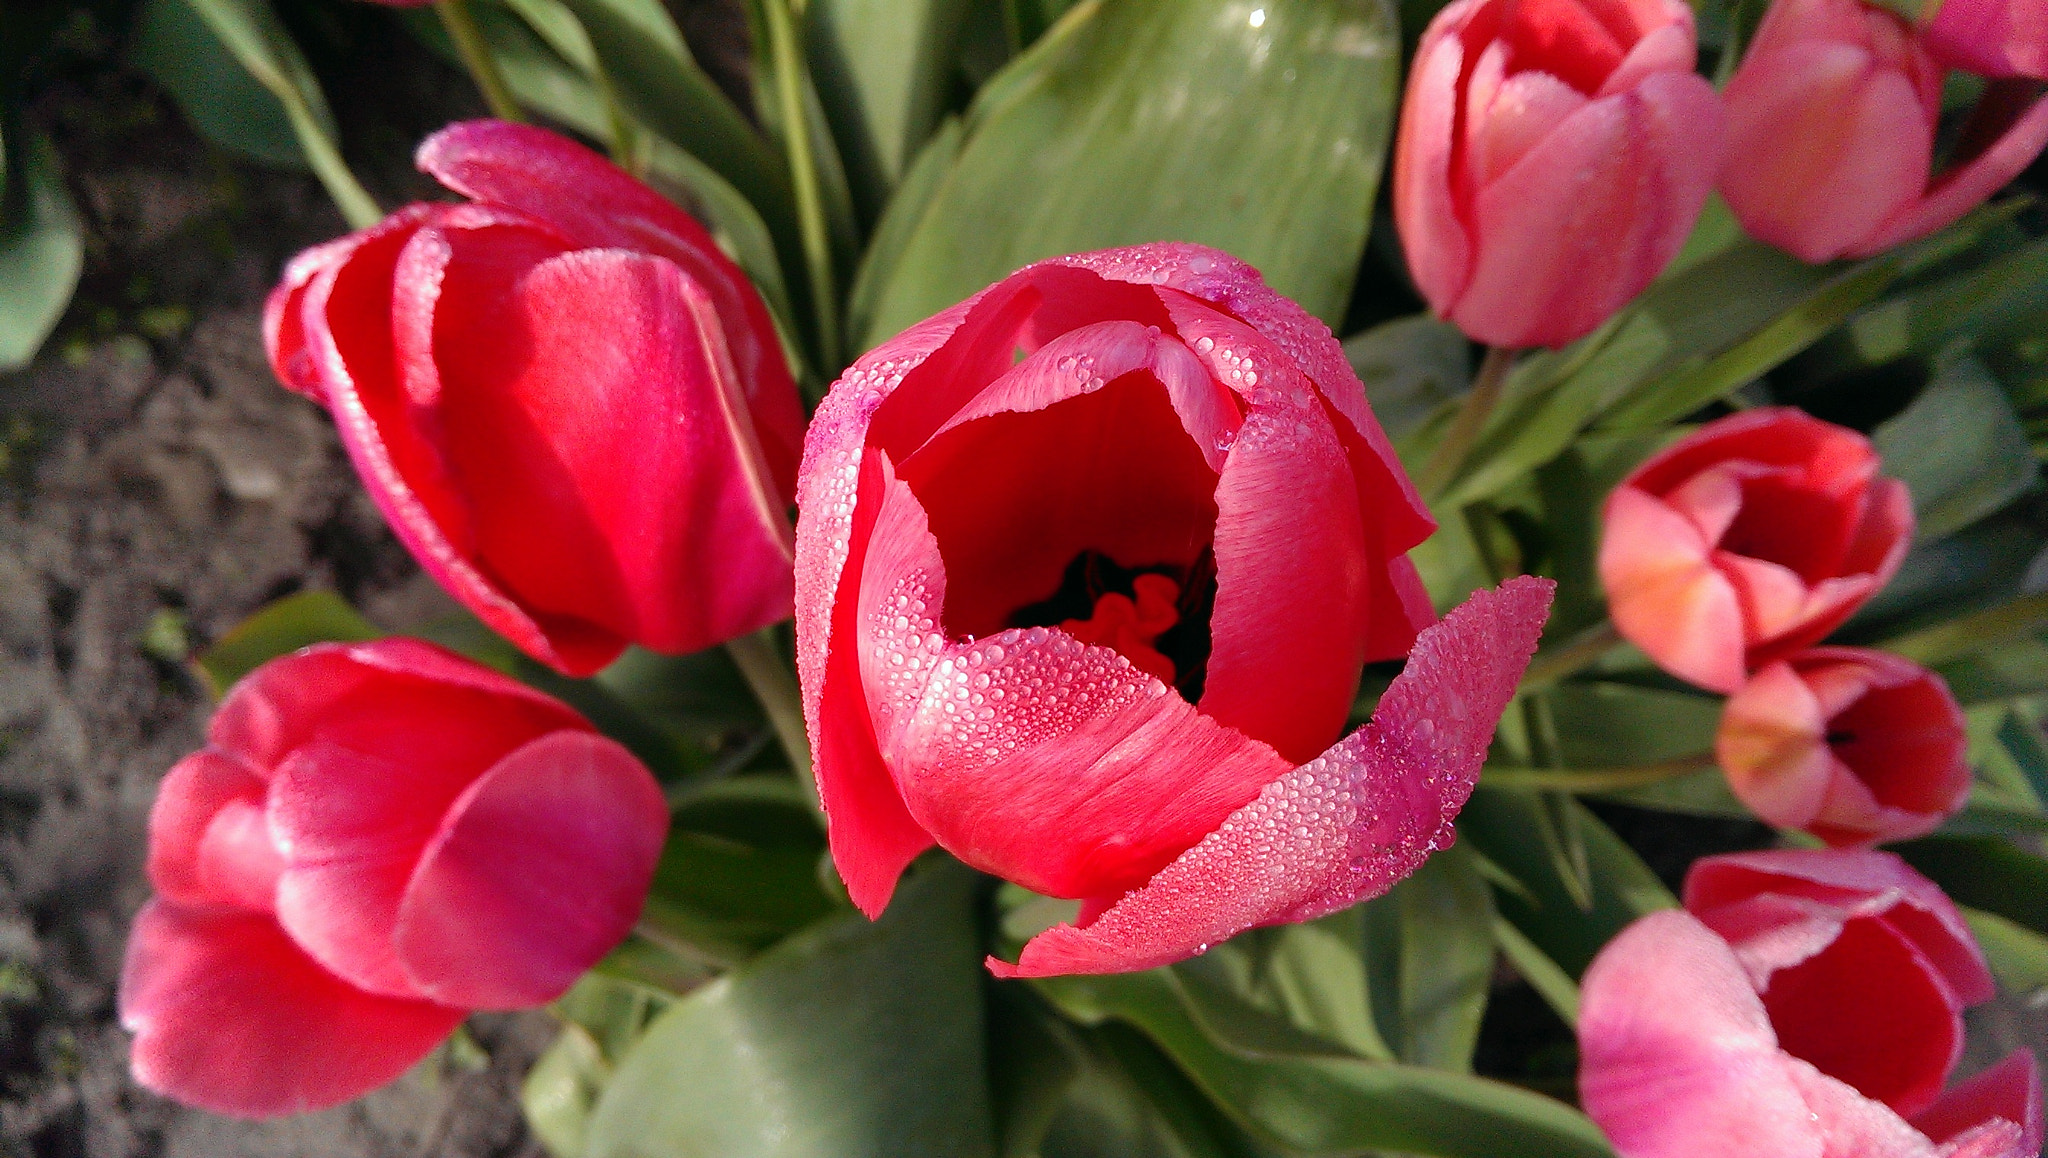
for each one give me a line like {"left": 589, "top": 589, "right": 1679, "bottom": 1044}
{"left": 1599, "top": 407, "right": 1913, "bottom": 693}
{"left": 119, "top": 640, "right": 669, "bottom": 1117}
{"left": 1391, "top": 0, "right": 1724, "bottom": 348}
{"left": 265, "top": 121, "right": 805, "bottom": 677}
{"left": 1924, "top": 0, "right": 2047, "bottom": 78}
{"left": 1719, "top": 0, "right": 2048, "bottom": 262}
{"left": 1581, "top": 849, "right": 2042, "bottom": 1158}
{"left": 1718, "top": 647, "right": 1968, "bottom": 845}
{"left": 793, "top": 241, "right": 1553, "bottom": 977}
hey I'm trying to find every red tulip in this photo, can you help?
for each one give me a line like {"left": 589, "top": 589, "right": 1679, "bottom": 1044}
{"left": 1392, "top": 0, "right": 1724, "bottom": 349}
{"left": 265, "top": 120, "right": 805, "bottom": 677}
{"left": 1581, "top": 849, "right": 2041, "bottom": 1158}
{"left": 1599, "top": 407, "right": 1912, "bottom": 693}
{"left": 1718, "top": 647, "right": 1968, "bottom": 845}
{"left": 792, "top": 242, "right": 1553, "bottom": 977}
{"left": 1719, "top": 0, "right": 2048, "bottom": 263}
{"left": 1924, "top": 0, "right": 2046, "bottom": 78}
{"left": 119, "top": 640, "right": 668, "bottom": 1118}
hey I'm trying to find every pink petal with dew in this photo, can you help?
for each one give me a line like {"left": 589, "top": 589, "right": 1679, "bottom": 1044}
{"left": 394, "top": 730, "right": 667, "bottom": 1009}
{"left": 988, "top": 577, "right": 1551, "bottom": 978}
{"left": 120, "top": 901, "right": 462, "bottom": 1119}
{"left": 1578, "top": 910, "right": 1825, "bottom": 1158}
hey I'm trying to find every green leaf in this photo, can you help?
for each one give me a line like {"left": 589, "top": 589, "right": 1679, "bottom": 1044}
{"left": 1873, "top": 353, "right": 2039, "bottom": 541}
{"left": 1032, "top": 967, "right": 1616, "bottom": 1158}
{"left": 194, "top": 590, "right": 380, "bottom": 698}
{"left": 1542, "top": 682, "right": 1722, "bottom": 768}
{"left": 525, "top": 976, "right": 673, "bottom": 1158}
{"left": 0, "top": 133, "right": 82, "bottom": 371}
{"left": 131, "top": 0, "right": 304, "bottom": 167}
{"left": 806, "top": 0, "right": 975, "bottom": 222}
{"left": 860, "top": 0, "right": 1401, "bottom": 347}
{"left": 637, "top": 776, "right": 836, "bottom": 964}
{"left": 1802, "top": 233, "right": 2048, "bottom": 379}
{"left": 1492, "top": 917, "right": 1580, "bottom": 1027}
{"left": 1460, "top": 785, "right": 1676, "bottom": 977}
{"left": 1359, "top": 842, "right": 1495, "bottom": 1070}
{"left": 165, "top": 0, "right": 378, "bottom": 226}
{"left": 845, "top": 115, "right": 961, "bottom": 351}
{"left": 1888, "top": 836, "right": 2048, "bottom": 936}
{"left": 1963, "top": 908, "right": 2048, "bottom": 997}
{"left": 1343, "top": 314, "right": 1471, "bottom": 446}
{"left": 586, "top": 860, "right": 996, "bottom": 1158}
{"left": 1589, "top": 767, "right": 1751, "bottom": 819}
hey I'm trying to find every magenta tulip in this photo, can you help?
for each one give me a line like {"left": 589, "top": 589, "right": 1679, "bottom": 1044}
{"left": 119, "top": 640, "right": 669, "bottom": 1117}
{"left": 1924, "top": 0, "right": 2047, "bottom": 78}
{"left": 265, "top": 121, "right": 805, "bottom": 677}
{"left": 1391, "top": 0, "right": 1724, "bottom": 348}
{"left": 1581, "top": 849, "right": 2042, "bottom": 1158}
{"left": 1719, "top": 0, "right": 2048, "bottom": 262}
{"left": 793, "top": 242, "right": 1553, "bottom": 977}
{"left": 1599, "top": 407, "right": 1913, "bottom": 693}
{"left": 1718, "top": 647, "right": 1968, "bottom": 845}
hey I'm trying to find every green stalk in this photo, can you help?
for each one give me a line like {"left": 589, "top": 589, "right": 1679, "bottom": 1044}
{"left": 1416, "top": 344, "right": 1517, "bottom": 504}
{"left": 1482, "top": 751, "right": 1716, "bottom": 793}
{"left": 761, "top": 0, "right": 841, "bottom": 371}
{"left": 725, "top": 626, "right": 819, "bottom": 815}
{"left": 436, "top": 0, "right": 524, "bottom": 123}
{"left": 280, "top": 96, "right": 379, "bottom": 229}
{"left": 1517, "top": 619, "right": 1623, "bottom": 693}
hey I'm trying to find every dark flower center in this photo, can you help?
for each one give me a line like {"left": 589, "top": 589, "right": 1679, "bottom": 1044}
{"left": 1008, "top": 549, "right": 1217, "bottom": 701}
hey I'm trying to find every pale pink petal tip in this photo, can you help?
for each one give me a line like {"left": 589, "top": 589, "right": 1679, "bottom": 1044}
{"left": 120, "top": 901, "right": 463, "bottom": 1119}
{"left": 989, "top": 576, "right": 1553, "bottom": 978}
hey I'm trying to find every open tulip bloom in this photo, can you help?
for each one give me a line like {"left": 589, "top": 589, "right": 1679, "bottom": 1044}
{"left": 794, "top": 243, "right": 1552, "bottom": 977}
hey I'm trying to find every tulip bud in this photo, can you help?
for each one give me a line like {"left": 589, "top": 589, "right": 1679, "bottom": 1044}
{"left": 1580, "top": 850, "right": 2041, "bottom": 1158}
{"left": 795, "top": 242, "right": 1554, "bottom": 977}
{"left": 1719, "top": 0, "right": 2048, "bottom": 262}
{"left": 265, "top": 121, "right": 805, "bottom": 676}
{"left": 1923, "top": 0, "right": 2047, "bottom": 79}
{"left": 1599, "top": 407, "right": 1913, "bottom": 693}
{"left": 119, "top": 640, "right": 669, "bottom": 1117}
{"left": 1392, "top": 0, "right": 1724, "bottom": 349}
{"left": 1717, "top": 647, "right": 1968, "bottom": 845}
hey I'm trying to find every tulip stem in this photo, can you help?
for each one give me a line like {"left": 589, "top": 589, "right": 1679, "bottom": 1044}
{"left": 1481, "top": 752, "right": 1715, "bottom": 793}
{"left": 1417, "top": 344, "right": 1517, "bottom": 504}
{"left": 726, "top": 627, "right": 819, "bottom": 814}
{"left": 1517, "top": 618, "right": 1622, "bottom": 693}
{"left": 762, "top": 0, "right": 841, "bottom": 372}
{"left": 436, "top": 0, "right": 524, "bottom": 124}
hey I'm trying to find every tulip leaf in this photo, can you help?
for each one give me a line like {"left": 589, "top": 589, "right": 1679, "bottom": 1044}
{"left": 1873, "top": 353, "right": 2039, "bottom": 542}
{"left": 0, "top": 133, "right": 82, "bottom": 372}
{"left": 1030, "top": 966, "right": 1617, "bottom": 1158}
{"left": 525, "top": 976, "right": 673, "bottom": 1158}
{"left": 845, "top": 115, "right": 961, "bottom": 349}
{"left": 1589, "top": 768, "right": 1751, "bottom": 819}
{"left": 636, "top": 776, "right": 836, "bottom": 964}
{"left": 1541, "top": 682, "right": 1722, "bottom": 768}
{"left": 859, "top": 0, "right": 1401, "bottom": 347}
{"left": 805, "top": 0, "right": 975, "bottom": 222}
{"left": 1796, "top": 232, "right": 2048, "bottom": 380}
{"left": 1344, "top": 314, "right": 1473, "bottom": 447}
{"left": 1888, "top": 836, "right": 2048, "bottom": 936}
{"left": 194, "top": 590, "right": 381, "bottom": 698}
{"left": 131, "top": 0, "right": 304, "bottom": 167}
{"left": 1846, "top": 504, "right": 2048, "bottom": 649}
{"left": 586, "top": 860, "right": 996, "bottom": 1158}
{"left": 162, "top": 0, "right": 379, "bottom": 226}
{"left": 1963, "top": 908, "right": 2048, "bottom": 997}
{"left": 1358, "top": 842, "right": 1496, "bottom": 1071}
{"left": 1459, "top": 785, "right": 1676, "bottom": 977}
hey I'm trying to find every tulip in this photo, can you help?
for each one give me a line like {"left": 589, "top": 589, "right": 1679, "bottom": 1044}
{"left": 793, "top": 242, "right": 1553, "bottom": 977}
{"left": 1391, "top": 0, "right": 1724, "bottom": 349}
{"left": 119, "top": 639, "right": 669, "bottom": 1117}
{"left": 1580, "top": 849, "right": 2042, "bottom": 1158}
{"left": 1599, "top": 407, "right": 1912, "bottom": 693}
{"left": 1718, "top": 647, "right": 1968, "bottom": 845}
{"left": 265, "top": 120, "right": 805, "bottom": 677}
{"left": 1924, "top": 0, "right": 2047, "bottom": 78}
{"left": 1719, "top": 0, "right": 2048, "bottom": 263}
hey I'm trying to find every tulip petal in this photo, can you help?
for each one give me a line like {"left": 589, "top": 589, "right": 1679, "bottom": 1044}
{"left": 147, "top": 748, "right": 273, "bottom": 908}
{"left": 1915, "top": 1051, "right": 2042, "bottom": 1155}
{"left": 989, "top": 577, "right": 1550, "bottom": 977}
{"left": 263, "top": 205, "right": 435, "bottom": 404}
{"left": 433, "top": 247, "right": 798, "bottom": 665}
{"left": 416, "top": 121, "right": 803, "bottom": 487}
{"left": 1394, "top": 22, "right": 1479, "bottom": 316}
{"left": 394, "top": 731, "right": 667, "bottom": 1009}
{"left": 1455, "top": 71, "right": 1722, "bottom": 348}
{"left": 120, "top": 900, "right": 462, "bottom": 1119}
{"left": 1924, "top": 0, "right": 2048, "bottom": 79}
{"left": 1856, "top": 88, "right": 2048, "bottom": 256}
{"left": 1785, "top": 1059, "right": 1941, "bottom": 1158}
{"left": 1578, "top": 910, "right": 1824, "bottom": 1158}
{"left": 1684, "top": 849, "right": 1994, "bottom": 1006}
{"left": 1599, "top": 486, "right": 1749, "bottom": 692}
{"left": 1718, "top": 660, "right": 1837, "bottom": 828}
